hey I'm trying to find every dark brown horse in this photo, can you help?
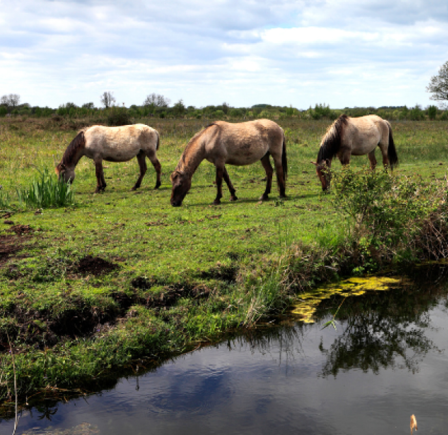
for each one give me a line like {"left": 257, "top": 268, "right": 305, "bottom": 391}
{"left": 170, "top": 120, "right": 287, "bottom": 206}
{"left": 56, "top": 124, "right": 161, "bottom": 193}
{"left": 312, "top": 114, "right": 398, "bottom": 190}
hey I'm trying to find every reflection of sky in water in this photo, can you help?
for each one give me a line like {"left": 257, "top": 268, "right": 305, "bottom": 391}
{"left": 2, "top": 290, "right": 448, "bottom": 435}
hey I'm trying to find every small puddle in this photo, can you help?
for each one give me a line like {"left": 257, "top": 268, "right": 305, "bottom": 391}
{"left": 1, "top": 266, "right": 448, "bottom": 435}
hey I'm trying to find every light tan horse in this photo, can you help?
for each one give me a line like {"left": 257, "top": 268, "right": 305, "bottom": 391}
{"left": 56, "top": 124, "right": 161, "bottom": 193}
{"left": 170, "top": 119, "right": 287, "bottom": 206}
{"left": 312, "top": 114, "right": 398, "bottom": 190}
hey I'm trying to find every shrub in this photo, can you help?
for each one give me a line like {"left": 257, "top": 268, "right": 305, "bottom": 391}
{"left": 17, "top": 168, "right": 75, "bottom": 209}
{"left": 427, "top": 105, "right": 438, "bottom": 120}
{"left": 409, "top": 105, "right": 425, "bottom": 121}
{"left": 331, "top": 166, "right": 443, "bottom": 263}
{"left": 214, "top": 110, "right": 225, "bottom": 119}
{"left": 107, "top": 107, "right": 131, "bottom": 126}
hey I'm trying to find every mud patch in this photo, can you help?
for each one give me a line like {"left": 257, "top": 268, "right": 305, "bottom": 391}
{"left": 8, "top": 224, "right": 35, "bottom": 235}
{"left": 200, "top": 263, "right": 238, "bottom": 282}
{"left": 77, "top": 256, "right": 118, "bottom": 276}
{"left": 131, "top": 277, "right": 211, "bottom": 308}
{"left": 0, "top": 235, "right": 24, "bottom": 265}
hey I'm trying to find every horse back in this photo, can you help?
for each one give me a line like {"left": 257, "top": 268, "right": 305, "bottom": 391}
{"left": 83, "top": 124, "right": 158, "bottom": 160}
{"left": 208, "top": 119, "right": 284, "bottom": 165}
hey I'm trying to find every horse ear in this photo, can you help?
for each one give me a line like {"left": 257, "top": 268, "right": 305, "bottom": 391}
{"left": 310, "top": 161, "right": 317, "bottom": 166}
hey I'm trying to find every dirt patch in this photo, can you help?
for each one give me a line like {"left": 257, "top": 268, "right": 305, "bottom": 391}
{"left": 77, "top": 255, "right": 119, "bottom": 276}
{"left": 8, "top": 224, "right": 35, "bottom": 236}
{"left": 0, "top": 235, "right": 24, "bottom": 266}
{"left": 131, "top": 277, "right": 211, "bottom": 308}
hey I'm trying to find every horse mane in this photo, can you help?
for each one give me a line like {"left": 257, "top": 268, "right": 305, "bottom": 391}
{"left": 61, "top": 131, "right": 86, "bottom": 166}
{"left": 317, "top": 114, "right": 349, "bottom": 163}
{"left": 178, "top": 123, "right": 219, "bottom": 169}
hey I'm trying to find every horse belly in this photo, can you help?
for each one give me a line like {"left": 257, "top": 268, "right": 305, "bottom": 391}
{"left": 225, "top": 144, "right": 267, "bottom": 166}
{"left": 86, "top": 141, "right": 140, "bottom": 162}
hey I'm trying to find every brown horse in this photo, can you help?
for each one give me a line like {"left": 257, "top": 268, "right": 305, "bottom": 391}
{"left": 55, "top": 124, "right": 161, "bottom": 193}
{"left": 170, "top": 120, "right": 287, "bottom": 207}
{"left": 312, "top": 114, "right": 398, "bottom": 190}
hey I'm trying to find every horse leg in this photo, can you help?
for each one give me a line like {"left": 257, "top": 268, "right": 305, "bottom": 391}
{"left": 94, "top": 160, "right": 106, "bottom": 193}
{"left": 223, "top": 167, "right": 238, "bottom": 201}
{"left": 379, "top": 144, "right": 390, "bottom": 168}
{"left": 147, "top": 152, "right": 162, "bottom": 189}
{"left": 368, "top": 150, "right": 377, "bottom": 170}
{"left": 132, "top": 151, "right": 147, "bottom": 191}
{"left": 213, "top": 165, "right": 224, "bottom": 205}
{"left": 272, "top": 155, "right": 286, "bottom": 198}
{"left": 260, "top": 154, "right": 273, "bottom": 201}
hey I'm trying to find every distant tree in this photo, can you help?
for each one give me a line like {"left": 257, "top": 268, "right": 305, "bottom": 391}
{"left": 82, "top": 102, "right": 95, "bottom": 109}
{"left": 427, "top": 61, "right": 448, "bottom": 103}
{"left": 221, "top": 102, "right": 230, "bottom": 114}
{"left": 172, "top": 99, "right": 186, "bottom": 117}
{"left": 143, "top": 93, "right": 170, "bottom": 108}
{"left": 427, "top": 105, "right": 438, "bottom": 120}
{"left": 100, "top": 91, "right": 116, "bottom": 109}
{"left": 64, "top": 102, "right": 78, "bottom": 109}
{"left": 0, "top": 94, "right": 21, "bottom": 112}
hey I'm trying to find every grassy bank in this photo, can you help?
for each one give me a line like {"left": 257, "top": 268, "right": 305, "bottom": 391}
{"left": 1, "top": 117, "right": 448, "bottom": 402}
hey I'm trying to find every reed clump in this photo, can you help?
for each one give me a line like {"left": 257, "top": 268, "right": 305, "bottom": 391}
{"left": 16, "top": 168, "right": 75, "bottom": 209}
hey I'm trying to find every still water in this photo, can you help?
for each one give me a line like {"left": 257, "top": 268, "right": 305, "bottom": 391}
{"left": 2, "top": 267, "right": 448, "bottom": 434}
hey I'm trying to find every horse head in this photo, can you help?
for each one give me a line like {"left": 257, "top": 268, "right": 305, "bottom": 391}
{"left": 311, "top": 160, "right": 331, "bottom": 191}
{"left": 170, "top": 170, "right": 191, "bottom": 207}
{"left": 55, "top": 162, "right": 75, "bottom": 183}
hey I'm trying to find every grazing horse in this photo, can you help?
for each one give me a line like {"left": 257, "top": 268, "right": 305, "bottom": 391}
{"left": 312, "top": 114, "right": 398, "bottom": 191}
{"left": 55, "top": 124, "right": 161, "bottom": 193}
{"left": 170, "top": 119, "right": 287, "bottom": 207}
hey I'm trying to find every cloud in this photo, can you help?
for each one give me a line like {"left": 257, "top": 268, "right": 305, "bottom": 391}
{"left": 1, "top": 0, "right": 447, "bottom": 108}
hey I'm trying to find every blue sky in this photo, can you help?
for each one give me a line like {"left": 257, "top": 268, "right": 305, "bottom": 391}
{"left": 1, "top": 0, "right": 448, "bottom": 109}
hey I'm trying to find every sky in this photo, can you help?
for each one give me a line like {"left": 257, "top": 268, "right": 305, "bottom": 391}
{"left": 1, "top": 0, "right": 448, "bottom": 109}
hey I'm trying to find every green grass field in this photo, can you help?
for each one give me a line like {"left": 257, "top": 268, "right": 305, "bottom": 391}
{"left": 1, "top": 116, "right": 448, "bottom": 401}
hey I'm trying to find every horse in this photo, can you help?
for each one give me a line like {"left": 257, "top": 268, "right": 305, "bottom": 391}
{"left": 170, "top": 119, "right": 287, "bottom": 207}
{"left": 311, "top": 114, "right": 398, "bottom": 191}
{"left": 55, "top": 124, "right": 161, "bottom": 193}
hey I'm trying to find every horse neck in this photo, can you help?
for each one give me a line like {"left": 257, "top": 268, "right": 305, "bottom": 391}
{"left": 178, "top": 139, "right": 206, "bottom": 176}
{"left": 318, "top": 127, "right": 340, "bottom": 163}
{"left": 62, "top": 146, "right": 85, "bottom": 169}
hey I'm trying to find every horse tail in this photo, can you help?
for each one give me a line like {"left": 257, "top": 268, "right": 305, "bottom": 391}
{"left": 156, "top": 131, "right": 160, "bottom": 150}
{"left": 387, "top": 123, "right": 398, "bottom": 168}
{"left": 282, "top": 133, "right": 288, "bottom": 181}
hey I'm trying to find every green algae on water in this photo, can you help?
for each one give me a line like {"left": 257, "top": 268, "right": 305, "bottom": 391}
{"left": 291, "top": 276, "right": 404, "bottom": 323}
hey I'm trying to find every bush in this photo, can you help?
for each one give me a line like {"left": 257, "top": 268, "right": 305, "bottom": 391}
{"left": 409, "top": 105, "right": 425, "bottom": 121}
{"left": 427, "top": 105, "right": 438, "bottom": 120}
{"left": 331, "top": 166, "right": 443, "bottom": 264}
{"left": 107, "top": 107, "right": 131, "bottom": 126}
{"left": 0, "top": 106, "right": 7, "bottom": 117}
{"left": 17, "top": 168, "right": 75, "bottom": 209}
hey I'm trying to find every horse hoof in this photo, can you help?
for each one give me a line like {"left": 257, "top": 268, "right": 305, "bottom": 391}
{"left": 213, "top": 200, "right": 221, "bottom": 205}
{"left": 230, "top": 195, "right": 238, "bottom": 201}
{"left": 280, "top": 194, "right": 287, "bottom": 199}
{"left": 154, "top": 181, "right": 161, "bottom": 189}
{"left": 259, "top": 194, "right": 269, "bottom": 201}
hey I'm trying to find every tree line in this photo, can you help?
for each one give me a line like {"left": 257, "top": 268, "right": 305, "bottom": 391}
{"left": 1, "top": 60, "right": 448, "bottom": 121}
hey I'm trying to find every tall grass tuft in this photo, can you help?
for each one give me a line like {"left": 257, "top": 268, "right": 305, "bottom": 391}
{"left": 0, "top": 190, "right": 13, "bottom": 211}
{"left": 17, "top": 168, "right": 75, "bottom": 209}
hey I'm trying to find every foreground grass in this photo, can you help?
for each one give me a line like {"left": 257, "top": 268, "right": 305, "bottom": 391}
{"left": 1, "top": 117, "right": 448, "bottom": 402}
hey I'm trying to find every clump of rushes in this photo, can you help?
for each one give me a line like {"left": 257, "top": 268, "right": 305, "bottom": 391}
{"left": 16, "top": 168, "right": 74, "bottom": 209}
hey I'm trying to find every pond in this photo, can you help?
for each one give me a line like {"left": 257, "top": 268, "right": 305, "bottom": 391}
{"left": 1, "top": 265, "right": 448, "bottom": 435}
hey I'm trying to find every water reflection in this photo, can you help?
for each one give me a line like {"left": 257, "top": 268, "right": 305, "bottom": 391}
{"left": 1, "top": 266, "right": 448, "bottom": 435}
